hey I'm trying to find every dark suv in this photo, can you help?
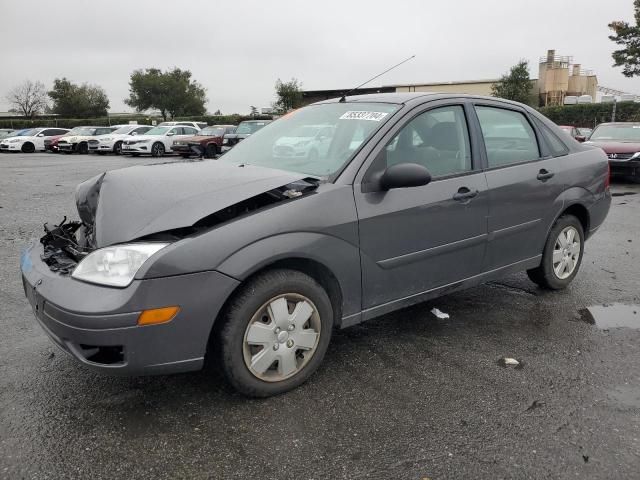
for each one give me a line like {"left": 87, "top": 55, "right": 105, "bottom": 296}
{"left": 21, "top": 93, "right": 610, "bottom": 397}
{"left": 222, "top": 120, "right": 272, "bottom": 152}
{"left": 172, "top": 125, "right": 236, "bottom": 158}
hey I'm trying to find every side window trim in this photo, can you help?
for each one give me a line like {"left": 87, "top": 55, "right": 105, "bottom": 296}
{"left": 471, "top": 102, "right": 545, "bottom": 171}
{"left": 360, "top": 100, "right": 478, "bottom": 190}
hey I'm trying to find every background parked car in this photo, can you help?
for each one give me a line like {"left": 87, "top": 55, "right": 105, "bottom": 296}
{"left": 88, "top": 124, "right": 152, "bottom": 155}
{"left": 222, "top": 120, "right": 272, "bottom": 152}
{"left": 158, "top": 121, "right": 207, "bottom": 130}
{"left": 44, "top": 134, "right": 67, "bottom": 153}
{"left": 171, "top": 125, "right": 236, "bottom": 158}
{"left": 0, "top": 127, "right": 70, "bottom": 153}
{"left": 121, "top": 125, "right": 200, "bottom": 157}
{"left": 57, "top": 126, "right": 120, "bottom": 154}
{"left": 0, "top": 128, "right": 16, "bottom": 140}
{"left": 585, "top": 122, "right": 640, "bottom": 182}
{"left": 559, "top": 125, "right": 585, "bottom": 142}
{"left": 272, "top": 124, "right": 334, "bottom": 161}
{"left": 578, "top": 127, "right": 592, "bottom": 138}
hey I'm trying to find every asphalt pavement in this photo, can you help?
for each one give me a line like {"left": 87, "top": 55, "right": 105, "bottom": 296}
{"left": 1, "top": 153, "right": 639, "bottom": 479}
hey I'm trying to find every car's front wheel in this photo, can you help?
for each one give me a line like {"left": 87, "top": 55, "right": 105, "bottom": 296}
{"left": 217, "top": 269, "right": 333, "bottom": 397}
{"left": 205, "top": 144, "right": 218, "bottom": 158}
{"left": 114, "top": 141, "right": 123, "bottom": 155}
{"left": 527, "top": 214, "right": 584, "bottom": 289}
{"left": 77, "top": 142, "right": 88, "bottom": 155}
{"left": 21, "top": 142, "right": 35, "bottom": 153}
{"left": 151, "top": 142, "right": 165, "bottom": 157}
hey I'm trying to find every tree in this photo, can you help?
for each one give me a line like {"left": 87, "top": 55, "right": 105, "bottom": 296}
{"left": 273, "top": 78, "right": 303, "bottom": 113}
{"left": 250, "top": 105, "right": 258, "bottom": 117}
{"left": 213, "top": 109, "right": 222, "bottom": 115}
{"left": 491, "top": 60, "right": 533, "bottom": 105}
{"left": 48, "top": 78, "right": 110, "bottom": 117}
{"left": 609, "top": 0, "right": 640, "bottom": 77}
{"left": 5, "top": 80, "right": 48, "bottom": 118}
{"left": 125, "top": 68, "right": 207, "bottom": 120}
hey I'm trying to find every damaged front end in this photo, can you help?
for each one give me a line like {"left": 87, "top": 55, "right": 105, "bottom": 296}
{"left": 39, "top": 164, "right": 319, "bottom": 276}
{"left": 40, "top": 217, "right": 91, "bottom": 274}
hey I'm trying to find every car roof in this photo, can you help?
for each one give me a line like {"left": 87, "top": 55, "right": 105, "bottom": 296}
{"left": 313, "top": 92, "right": 534, "bottom": 108}
{"left": 595, "top": 122, "right": 640, "bottom": 126}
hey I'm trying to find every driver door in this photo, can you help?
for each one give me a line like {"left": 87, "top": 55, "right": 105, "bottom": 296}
{"left": 354, "top": 103, "right": 489, "bottom": 311}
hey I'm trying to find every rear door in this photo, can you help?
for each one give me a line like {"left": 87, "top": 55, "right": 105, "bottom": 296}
{"left": 354, "top": 101, "right": 489, "bottom": 311}
{"left": 471, "top": 103, "right": 565, "bottom": 271}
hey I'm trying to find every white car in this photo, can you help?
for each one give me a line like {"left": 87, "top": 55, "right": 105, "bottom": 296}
{"left": 0, "top": 127, "right": 70, "bottom": 153}
{"left": 158, "top": 121, "right": 207, "bottom": 130}
{"left": 272, "top": 124, "right": 334, "bottom": 161}
{"left": 57, "top": 126, "right": 121, "bottom": 154}
{"left": 121, "top": 125, "right": 200, "bottom": 156}
{"left": 88, "top": 125, "right": 153, "bottom": 155}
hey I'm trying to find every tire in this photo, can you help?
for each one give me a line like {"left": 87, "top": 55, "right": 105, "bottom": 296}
{"left": 217, "top": 269, "right": 334, "bottom": 397}
{"left": 77, "top": 142, "right": 88, "bottom": 155}
{"left": 151, "top": 142, "right": 165, "bottom": 157}
{"left": 527, "top": 214, "right": 584, "bottom": 290}
{"left": 205, "top": 144, "right": 218, "bottom": 159}
{"left": 114, "top": 141, "right": 123, "bottom": 155}
{"left": 21, "top": 142, "right": 35, "bottom": 153}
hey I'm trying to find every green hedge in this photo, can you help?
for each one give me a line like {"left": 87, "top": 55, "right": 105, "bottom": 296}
{"left": 539, "top": 101, "right": 640, "bottom": 128}
{"left": 0, "top": 114, "right": 273, "bottom": 130}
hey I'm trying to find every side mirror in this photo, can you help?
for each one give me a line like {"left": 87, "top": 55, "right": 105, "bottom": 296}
{"left": 379, "top": 163, "right": 432, "bottom": 191}
{"left": 37, "top": 133, "right": 45, "bottom": 137}
{"left": 166, "top": 132, "right": 175, "bottom": 136}
{"left": 130, "top": 132, "right": 138, "bottom": 136}
{"left": 575, "top": 135, "right": 586, "bottom": 143}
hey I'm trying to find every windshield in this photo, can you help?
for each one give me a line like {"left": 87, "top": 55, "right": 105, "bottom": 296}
{"left": 112, "top": 126, "right": 137, "bottom": 135}
{"left": 589, "top": 124, "right": 640, "bottom": 142}
{"left": 235, "top": 122, "right": 269, "bottom": 135}
{"left": 222, "top": 102, "right": 400, "bottom": 177}
{"left": 144, "top": 126, "right": 171, "bottom": 135}
{"left": 67, "top": 127, "right": 96, "bottom": 136}
{"left": 199, "top": 127, "right": 225, "bottom": 136}
{"left": 15, "top": 128, "right": 38, "bottom": 136}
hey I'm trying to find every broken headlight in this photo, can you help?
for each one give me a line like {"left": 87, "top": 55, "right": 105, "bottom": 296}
{"left": 71, "top": 243, "right": 169, "bottom": 287}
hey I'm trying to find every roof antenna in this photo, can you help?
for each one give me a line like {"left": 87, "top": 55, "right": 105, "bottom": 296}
{"left": 339, "top": 55, "right": 416, "bottom": 102}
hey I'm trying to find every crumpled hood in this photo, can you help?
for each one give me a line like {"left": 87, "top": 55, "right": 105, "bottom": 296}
{"left": 76, "top": 160, "right": 308, "bottom": 247}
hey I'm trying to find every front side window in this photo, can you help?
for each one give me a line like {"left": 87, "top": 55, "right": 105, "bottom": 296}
{"left": 475, "top": 106, "right": 540, "bottom": 167}
{"left": 222, "top": 102, "right": 400, "bottom": 177}
{"left": 382, "top": 105, "right": 472, "bottom": 178}
{"left": 144, "top": 126, "right": 171, "bottom": 136}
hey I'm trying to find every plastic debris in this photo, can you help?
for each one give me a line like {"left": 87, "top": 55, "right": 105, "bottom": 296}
{"left": 503, "top": 358, "right": 519, "bottom": 366}
{"left": 497, "top": 357, "right": 524, "bottom": 368}
{"left": 431, "top": 308, "right": 450, "bottom": 319}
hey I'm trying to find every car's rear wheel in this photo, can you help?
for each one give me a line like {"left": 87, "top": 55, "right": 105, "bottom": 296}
{"left": 217, "top": 269, "right": 333, "bottom": 397}
{"left": 527, "top": 214, "right": 584, "bottom": 290}
{"left": 21, "top": 142, "right": 35, "bottom": 153}
{"left": 151, "top": 142, "right": 165, "bottom": 157}
{"left": 205, "top": 144, "right": 217, "bottom": 158}
{"left": 114, "top": 141, "right": 123, "bottom": 155}
{"left": 77, "top": 142, "right": 88, "bottom": 155}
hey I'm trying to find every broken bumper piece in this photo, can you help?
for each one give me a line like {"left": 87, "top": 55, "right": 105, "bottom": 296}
{"left": 20, "top": 241, "right": 240, "bottom": 375}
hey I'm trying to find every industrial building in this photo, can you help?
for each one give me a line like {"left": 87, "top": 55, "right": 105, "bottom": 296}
{"left": 302, "top": 50, "right": 602, "bottom": 107}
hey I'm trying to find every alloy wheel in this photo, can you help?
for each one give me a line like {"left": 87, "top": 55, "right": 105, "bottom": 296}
{"left": 552, "top": 226, "right": 581, "bottom": 279}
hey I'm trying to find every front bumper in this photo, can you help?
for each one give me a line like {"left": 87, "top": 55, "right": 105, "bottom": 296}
{"left": 89, "top": 141, "right": 114, "bottom": 152}
{"left": 0, "top": 142, "right": 23, "bottom": 151}
{"left": 121, "top": 143, "right": 151, "bottom": 154}
{"left": 20, "top": 241, "right": 239, "bottom": 375}
{"left": 57, "top": 143, "right": 76, "bottom": 152}
{"left": 610, "top": 160, "right": 640, "bottom": 178}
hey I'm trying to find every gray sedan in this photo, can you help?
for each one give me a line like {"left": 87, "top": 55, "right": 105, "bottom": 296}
{"left": 21, "top": 93, "right": 611, "bottom": 397}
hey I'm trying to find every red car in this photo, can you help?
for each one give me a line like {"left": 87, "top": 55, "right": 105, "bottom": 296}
{"left": 559, "top": 125, "right": 586, "bottom": 142}
{"left": 585, "top": 122, "right": 640, "bottom": 181}
{"left": 44, "top": 134, "right": 66, "bottom": 153}
{"left": 171, "top": 125, "right": 237, "bottom": 158}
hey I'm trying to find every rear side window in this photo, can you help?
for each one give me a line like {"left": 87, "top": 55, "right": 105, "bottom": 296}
{"left": 475, "top": 106, "right": 540, "bottom": 167}
{"left": 532, "top": 118, "right": 569, "bottom": 157}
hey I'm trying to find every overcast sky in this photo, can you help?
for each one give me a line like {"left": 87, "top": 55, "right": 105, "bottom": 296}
{"left": 2, "top": 0, "right": 638, "bottom": 115}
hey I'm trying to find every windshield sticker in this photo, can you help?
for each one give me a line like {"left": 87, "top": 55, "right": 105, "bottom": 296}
{"left": 340, "top": 111, "right": 389, "bottom": 122}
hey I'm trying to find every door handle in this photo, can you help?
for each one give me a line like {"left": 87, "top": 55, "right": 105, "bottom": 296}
{"left": 537, "top": 169, "right": 555, "bottom": 181}
{"left": 453, "top": 187, "right": 479, "bottom": 201}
